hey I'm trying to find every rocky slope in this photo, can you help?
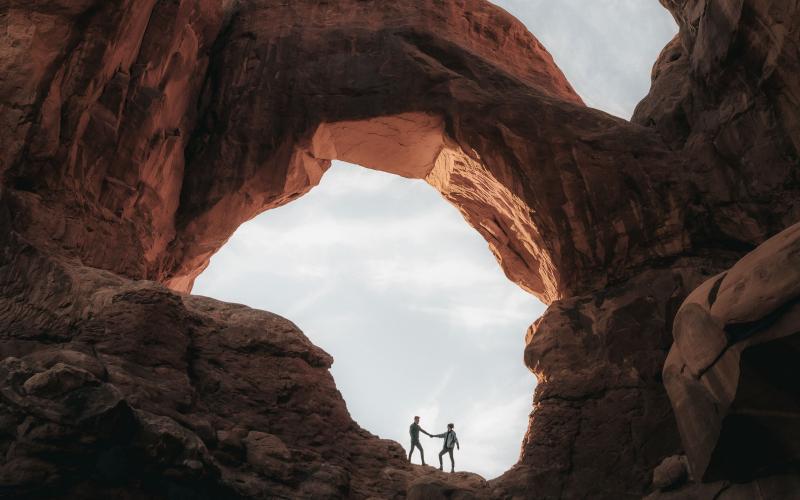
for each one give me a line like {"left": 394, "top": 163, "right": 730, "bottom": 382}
{"left": 1, "top": 0, "right": 799, "bottom": 498}
{"left": 0, "top": 229, "right": 465, "bottom": 498}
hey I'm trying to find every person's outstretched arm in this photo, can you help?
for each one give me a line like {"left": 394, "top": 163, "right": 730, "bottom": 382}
{"left": 420, "top": 427, "right": 431, "bottom": 436}
{"left": 431, "top": 432, "right": 445, "bottom": 438}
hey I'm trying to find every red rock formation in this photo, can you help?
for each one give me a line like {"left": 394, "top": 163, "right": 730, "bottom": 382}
{"left": 1, "top": 0, "right": 799, "bottom": 498}
{"left": 664, "top": 222, "right": 800, "bottom": 481}
{"left": 0, "top": 242, "right": 406, "bottom": 498}
{"left": 647, "top": 222, "right": 800, "bottom": 499}
{"left": 2, "top": 0, "right": 690, "bottom": 304}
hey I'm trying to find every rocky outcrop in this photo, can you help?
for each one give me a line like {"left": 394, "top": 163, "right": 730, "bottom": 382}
{"left": 634, "top": 0, "right": 800, "bottom": 243}
{"left": 1, "top": 0, "right": 799, "bottom": 498}
{"left": 651, "top": 455, "right": 690, "bottom": 491}
{"left": 662, "top": 222, "right": 800, "bottom": 483}
{"left": 497, "top": 263, "right": 713, "bottom": 498}
{"left": 0, "top": 239, "right": 406, "bottom": 498}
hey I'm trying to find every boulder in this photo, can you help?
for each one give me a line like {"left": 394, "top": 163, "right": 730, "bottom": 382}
{"left": 652, "top": 455, "right": 689, "bottom": 490}
{"left": 664, "top": 222, "right": 800, "bottom": 481}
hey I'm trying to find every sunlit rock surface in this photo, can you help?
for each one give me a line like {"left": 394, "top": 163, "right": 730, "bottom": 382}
{"left": 1, "top": 0, "right": 799, "bottom": 498}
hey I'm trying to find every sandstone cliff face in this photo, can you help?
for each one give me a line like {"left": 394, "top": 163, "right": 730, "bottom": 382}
{"left": 1, "top": 0, "right": 799, "bottom": 498}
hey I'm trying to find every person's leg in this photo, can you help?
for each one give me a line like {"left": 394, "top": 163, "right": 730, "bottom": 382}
{"left": 448, "top": 449, "right": 455, "bottom": 472}
{"left": 411, "top": 441, "right": 424, "bottom": 464}
{"left": 408, "top": 441, "right": 415, "bottom": 461}
{"left": 438, "top": 449, "right": 446, "bottom": 470}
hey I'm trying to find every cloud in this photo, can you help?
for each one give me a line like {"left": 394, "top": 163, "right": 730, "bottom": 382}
{"left": 284, "top": 281, "right": 337, "bottom": 317}
{"left": 316, "top": 163, "right": 410, "bottom": 196}
{"left": 363, "top": 256, "right": 497, "bottom": 293}
{"left": 457, "top": 384, "right": 534, "bottom": 477}
{"left": 195, "top": 161, "right": 544, "bottom": 479}
{"left": 491, "top": 0, "right": 677, "bottom": 118}
{"left": 408, "top": 299, "right": 536, "bottom": 333}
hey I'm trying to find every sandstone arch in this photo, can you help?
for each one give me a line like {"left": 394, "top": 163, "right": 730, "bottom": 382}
{"left": 3, "top": 0, "right": 689, "bottom": 304}
{"left": 2, "top": 0, "right": 800, "bottom": 498}
{"left": 159, "top": 8, "right": 690, "bottom": 305}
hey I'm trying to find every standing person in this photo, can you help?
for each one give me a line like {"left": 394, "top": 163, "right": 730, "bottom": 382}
{"left": 408, "top": 416, "right": 431, "bottom": 465}
{"left": 433, "top": 423, "right": 460, "bottom": 472}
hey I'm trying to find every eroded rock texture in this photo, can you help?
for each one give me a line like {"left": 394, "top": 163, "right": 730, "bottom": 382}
{"left": 647, "top": 222, "right": 800, "bottom": 499}
{"left": 1, "top": 0, "right": 799, "bottom": 498}
{"left": 664, "top": 222, "right": 800, "bottom": 480}
{"left": 0, "top": 224, "right": 414, "bottom": 498}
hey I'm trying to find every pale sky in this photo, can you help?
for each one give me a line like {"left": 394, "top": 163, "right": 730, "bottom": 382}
{"left": 193, "top": 1, "right": 677, "bottom": 479}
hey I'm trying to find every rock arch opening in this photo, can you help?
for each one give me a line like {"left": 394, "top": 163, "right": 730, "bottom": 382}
{"left": 174, "top": 109, "right": 572, "bottom": 480}
{"left": 168, "top": 112, "right": 565, "bottom": 306}
{"left": 193, "top": 159, "right": 544, "bottom": 477}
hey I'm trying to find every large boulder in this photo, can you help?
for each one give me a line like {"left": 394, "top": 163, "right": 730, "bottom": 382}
{"left": 663, "top": 222, "right": 800, "bottom": 482}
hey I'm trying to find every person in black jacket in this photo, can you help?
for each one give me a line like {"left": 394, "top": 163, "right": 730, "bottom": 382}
{"left": 408, "top": 416, "right": 431, "bottom": 465}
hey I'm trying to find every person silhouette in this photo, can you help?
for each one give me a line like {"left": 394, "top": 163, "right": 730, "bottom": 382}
{"left": 432, "top": 423, "right": 460, "bottom": 472}
{"left": 408, "top": 416, "right": 431, "bottom": 465}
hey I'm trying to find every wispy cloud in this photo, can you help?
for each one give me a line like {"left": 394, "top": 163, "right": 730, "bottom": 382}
{"left": 408, "top": 291, "right": 543, "bottom": 334}
{"left": 284, "top": 281, "right": 337, "bottom": 317}
{"left": 491, "top": 0, "right": 677, "bottom": 118}
{"left": 458, "top": 382, "right": 534, "bottom": 477}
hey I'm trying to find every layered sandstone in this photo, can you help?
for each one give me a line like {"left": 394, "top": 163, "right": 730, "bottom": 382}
{"left": 1, "top": 0, "right": 799, "bottom": 498}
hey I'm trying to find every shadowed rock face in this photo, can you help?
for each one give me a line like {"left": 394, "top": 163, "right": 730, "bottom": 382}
{"left": 663, "top": 222, "right": 800, "bottom": 482}
{"left": 647, "top": 222, "right": 800, "bottom": 500}
{"left": 1, "top": 0, "right": 799, "bottom": 498}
